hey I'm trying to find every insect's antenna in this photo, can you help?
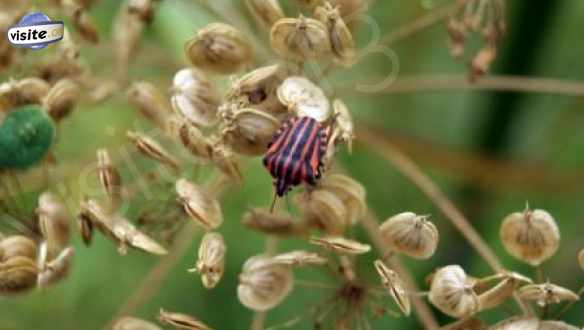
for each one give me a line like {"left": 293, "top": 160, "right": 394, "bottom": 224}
{"left": 269, "top": 191, "right": 278, "bottom": 213}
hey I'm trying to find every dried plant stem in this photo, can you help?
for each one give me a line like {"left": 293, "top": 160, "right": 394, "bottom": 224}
{"left": 356, "top": 126, "right": 532, "bottom": 316}
{"left": 360, "top": 211, "right": 440, "bottom": 330}
{"left": 251, "top": 236, "right": 280, "bottom": 330}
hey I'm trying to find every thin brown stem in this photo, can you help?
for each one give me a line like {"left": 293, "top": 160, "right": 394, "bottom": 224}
{"left": 356, "top": 126, "right": 532, "bottom": 316}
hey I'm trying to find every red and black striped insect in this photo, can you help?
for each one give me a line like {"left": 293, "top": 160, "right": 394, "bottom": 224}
{"left": 263, "top": 116, "right": 328, "bottom": 197}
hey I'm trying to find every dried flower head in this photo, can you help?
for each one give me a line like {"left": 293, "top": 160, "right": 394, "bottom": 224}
{"left": 309, "top": 236, "right": 371, "bottom": 255}
{"left": 37, "top": 192, "right": 71, "bottom": 258}
{"left": 185, "top": 23, "right": 253, "bottom": 74}
{"left": 373, "top": 259, "right": 411, "bottom": 316}
{"left": 428, "top": 265, "right": 479, "bottom": 318}
{"left": 171, "top": 68, "right": 220, "bottom": 127}
{"left": 127, "top": 131, "right": 179, "bottom": 171}
{"left": 314, "top": 2, "right": 356, "bottom": 66}
{"left": 277, "top": 76, "right": 331, "bottom": 122}
{"left": 158, "top": 309, "right": 213, "bottom": 330}
{"left": 175, "top": 179, "right": 223, "bottom": 230}
{"left": 189, "top": 232, "right": 226, "bottom": 289}
{"left": 379, "top": 212, "right": 439, "bottom": 259}
{"left": 272, "top": 250, "right": 328, "bottom": 267}
{"left": 112, "top": 316, "right": 161, "bottom": 330}
{"left": 270, "top": 15, "right": 331, "bottom": 61}
{"left": 245, "top": 0, "right": 285, "bottom": 29}
{"left": 237, "top": 254, "right": 294, "bottom": 311}
{"left": 127, "top": 81, "right": 173, "bottom": 129}
{"left": 499, "top": 206, "right": 560, "bottom": 266}
{"left": 220, "top": 108, "right": 280, "bottom": 156}
{"left": 518, "top": 282, "right": 580, "bottom": 306}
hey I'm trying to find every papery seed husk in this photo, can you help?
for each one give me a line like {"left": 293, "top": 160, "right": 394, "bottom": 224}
{"left": 14, "top": 77, "right": 50, "bottom": 105}
{"left": 270, "top": 16, "right": 331, "bottom": 61}
{"left": 379, "top": 212, "right": 439, "bottom": 259}
{"left": 489, "top": 316, "right": 539, "bottom": 330}
{"left": 245, "top": 0, "right": 285, "bottom": 29}
{"left": 171, "top": 68, "right": 219, "bottom": 127}
{"left": 37, "top": 245, "right": 74, "bottom": 288}
{"left": 128, "top": 81, "right": 173, "bottom": 129}
{"left": 428, "top": 265, "right": 479, "bottom": 318}
{"left": 0, "top": 235, "right": 37, "bottom": 260}
{"left": 175, "top": 119, "right": 213, "bottom": 159}
{"left": 277, "top": 76, "right": 331, "bottom": 122}
{"left": 314, "top": 3, "right": 356, "bottom": 66}
{"left": 518, "top": 282, "right": 580, "bottom": 306}
{"left": 185, "top": 23, "right": 252, "bottom": 74}
{"left": 241, "top": 208, "right": 300, "bottom": 236}
{"left": 331, "top": 99, "right": 354, "bottom": 152}
{"left": 308, "top": 236, "right": 370, "bottom": 255}
{"left": 211, "top": 145, "right": 243, "bottom": 183}
{"left": 113, "top": 2, "right": 146, "bottom": 74}
{"left": 297, "top": 189, "right": 349, "bottom": 235}
{"left": 499, "top": 208, "right": 560, "bottom": 266}
{"left": 373, "top": 259, "right": 411, "bottom": 316}
{"left": 97, "top": 149, "right": 122, "bottom": 209}
{"left": 43, "top": 78, "right": 80, "bottom": 121}
{"left": 159, "top": 309, "right": 213, "bottom": 330}
{"left": 272, "top": 250, "right": 327, "bottom": 267}
{"left": 37, "top": 192, "right": 70, "bottom": 258}
{"left": 317, "top": 173, "right": 365, "bottom": 225}
{"left": 477, "top": 272, "right": 531, "bottom": 311}
{"left": 176, "top": 179, "right": 223, "bottom": 230}
{"left": 0, "top": 256, "right": 38, "bottom": 294}
{"left": 229, "top": 64, "right": 286, "bottom": 114}
{"left": 127, "top": 131, "right": 179, "bottom": 171}
{"left": 539, "top": 321, "right": 580, "bottom": 330}
{"left": 77, "top": 212, "right": 94, "bottom": 246}
{"left": 237, "top": 254, "right": 294, "bottom": 311}
{"left": 192, "top": 232, "right": 225, "bottom": 289}
{"left": 222, "top": 108, "right": 280, "bottom": 156}
{"left": 112, "top": 316, "right": 162, "bottom": 330}
{"left": 128, "top": 0, "right": 156, "bottom": 22}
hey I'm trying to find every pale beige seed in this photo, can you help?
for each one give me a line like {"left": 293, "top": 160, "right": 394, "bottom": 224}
{"left": 314, "top": 2, "right": 356, "bottom": 66}
{"left": 112, "top": 316, "right": 162, "bottom": 330}
{"left": 330, "top": 99, "right": 354, "bottom": 153}
{"left": 238, "top": 255, "right": 294, "bottom": 311}
{"left": 97, "top": 149, "right": 123, "bottom": 209}
{"left": 159, "top": 309, "right": 213, "bottom": 330}
{"left": 317, "top": 173, "right": 365, "bottom": 225}
{"left": 308, "top": 236, "right": 370, "bottom": 255}
{"left": 241, "top": 208, "right": 300, "bottom": 236}
{"left": 0, "top": 77, "right": 50, "bottom": 107}
{"left": 189, "top": 232, "right": 226, "bottom": 289}
{"left": 0, "top": 256, "right": 38, "bottom": 295}
{"left": 185, "top": 23, "right": 252, "bottom": 74}
{"left": 113, "top": 1, "right": 147, "bottom": 74}
{"left": 211, "top": 144, "right": 243, "bottom": 183}
{"left": 379, "top": 212, "right": 439, "bottom": 259}
{"left": 175, "top": 119, "right": 213, "bottom": 159}
{"left": 176, "top": 179, "right": 223, "bottom": 230}
{"left": 428, "top": 265, "right": 479, "bottom": 318}
{"left": 37, "top": 245, "right": 74, "bottom": 288}
{"left": 518, "top": 282, "right": 580, "bottom": 306}
{"left": 579, "top": 249, "right": 584, "bottom": 272}
{"left": 37, "top": 192, "right": 70, "bottom": 258}
{"left": 277, "top": 76, "right": 331, "bottom": 122}
{"left": 539, "top": 320, "right": 580, "bottom": 330}
{"left": 477, "top": 272, "right": 531, "bottom": 311}
{"left": 245, "top": 0, "right": 285, "bottom": 29}
{"left": 228, "top": 64, "right": 286, "bottom": 114}
{"left": 373, "top": 259, "right": 410, "bottom": 316}
{"left": 272, "top": 250, "right": 328, "bottom": 267}
{"left": 43, "top": 78, "right": 80, "bottom": 122}
{"left": 270, "top": 16, "right": 331, "bottom": 61}
{"left": 0, "top": 236, "right": 37, "bottom": 260}
{"left": 500, "top": 207, "right": 560, "bottom": 266}
{"left": 127, "top": 131, "right": 179, "bottom": 171}
{"left": 127, "top": 81, "right": 173, "bottom": 129}
{"left": 221, "top": 108, "right": 280, "bottom": 156}
{"left": 62, "top": 0, "right": 99, "bottom": 43}
{"left": 77, "top": 211, "right": 94, "bottom": 246}
{"left": 490, "top": 316, "right": 539, "bottom": 330}
{"left": 171, "top": 68, "right": 219, "bottom": 127}
{"left": 296, "top": 189, "right": 349, "bottom": 235}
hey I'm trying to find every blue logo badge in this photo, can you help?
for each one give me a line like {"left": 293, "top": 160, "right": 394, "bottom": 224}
{"left": 6, "top": 12, "right": 64, "bottom": 50}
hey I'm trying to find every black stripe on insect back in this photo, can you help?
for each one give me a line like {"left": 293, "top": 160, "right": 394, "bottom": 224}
{"left": 264, "top": 119, "right": 296, "bottom": 176}
{"left": 274, "top": 117, "right": 311, "bottom": 181}
{"left": 295, "top": 119, "right": 321, "bottom": 185}
{"left": 281, "top": 118, "right": 317, "bottom": 189}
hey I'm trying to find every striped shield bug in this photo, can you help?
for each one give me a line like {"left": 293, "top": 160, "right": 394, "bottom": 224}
{"left": 263, "top": 116, "right": 328, "bottom": 198}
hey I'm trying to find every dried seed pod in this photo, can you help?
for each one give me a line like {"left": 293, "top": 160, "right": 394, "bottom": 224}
{"left": 296, "top": 189, "right": 349, "bottom": 235}
{"left": 245, "top": 0, "right": 285, "bottom": 29}
{"left": 44, "top": 79, "right": 80, "bottom": 121}
{"left": 477, "top": 272, "right": 531, "bottom": 311}
{"left": 0, "top": 78, "right": 50, "bottom": 110}
{"left": 221, "top": 108, "right": 280, "bottom": 156}
{"left": 500, "top": 207, "right": 560, "bottom": 266}
{"left": 127, "top": 131, "right": 179, "bottom": 171}
{"left": 228, "top": 64, "right": 285, "bottom": 114}
{"left": 579, "top": 249, "right": 584, "bottom": 272}
{"left": 189, "top": 232, "right": 226, "bottom": 289}
{"left": 77, "top": 210, "right": 94, "bottom": 246}
{"left": 37, "top": 245, "right": 74, "bottom": 288}
{"left": 112, "top": 316, "right": 162, "bottom": 330}
{"left": 176, "top": 179, "right": 223, "bottom": 230}
{"left": 314, "top": 2, "right": 356, "bottom": 66}
{"left": 0, "top": 236, "right": 37, "bottom": 260}
{"left": 97, "top": 149, "right": 122, "bottom": 208}
{"left": 238, "top": 254, "right": 294, "bottom": 311}
{"left": 127, "top": 0, "right": 156, "bottom": 22}
{"left": 174, "top": 119, "right": 213, "bottom": 159}
{"left": 127, "top": 81, "right": 173, "bottom": 129}
{"left": 113, "top": 1, "right": 147, "bottom": 74}
{"left": 0, "top": 256, "right": 38, "bottom": 294}
{"left": 37, "top": 192, "right": 70, "bottom": 258}
{"left": 330, "top": 99, "right": 354, "bottom": 153}
{"left": 185, "top": 23, "right": 252, "bottom": 74}
{"left": 272, "top": 250, "right": 328, "bottom": 267}
{"left": 241, "top": 208, "right": 300, "bottom": 236}
{"left": 63, "top": 0, "right": 99, "bottom": 43}
{"left": 277, "top": 76, "right": 331, "bottom": 122}
{"left": 158, "top": 309, "right": 213, "bottom": 330}
{"left": 270, "top": 16, "right": 331, "bottom": 61}
{"left": 428, "top": 265, "right": 479, "bottom": 318}
{"left": 539, "top": 321, "right": 580, "bottom": 330}
{"left": 518, "top": 282, "right": 580, "bottom": 306}
{"left": 317, "top": 173, "right": 365, "bottom": 225}
{"left": 373, "top": 260, "right": 410, "bottom": 316}
{"left": 379, "top": 212, "right": 439, "bottom": 259}
{"left": 308, "top": 236, "right": 370, "bottom": 255}
{"left": 211, "top": 144, "right": 243, "bottom": 183}
{"left": 171, "top": 68, "right": 219, "bottom": 127}
{"left": 490, "top": 317, "right": 539, "bottom": 330}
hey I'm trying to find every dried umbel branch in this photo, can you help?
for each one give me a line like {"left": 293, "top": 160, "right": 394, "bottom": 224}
{"left": 379, "top": 212, "right": 439, "bottom": 259}
{"left": 518, "top": 282, "right": 580, "bottom": 307}
{"left": 158, "top": 309, "right": 213, "bottom": 330}
{"left": 499, "top": 207, "right": 560, "bottom": 266}
{"left": 171, "top": 68, "right": 220, "bottom": 127}
{"left": 309, "top": 236, "right": 371, "bottom": 255}
{"left": 270, "top": 15, "right": 331, "bottom": 61}
{"left": 189, "top": 232, "right": 226, "bottom": 289}
{"left": 374, "top": 259, "right": 411, "bottom": 316}
{"left": 237, "top": 254, "right": 294, "bottom": 311}
{"left": 112, "top": 316, "right": 161, "bottom": 330}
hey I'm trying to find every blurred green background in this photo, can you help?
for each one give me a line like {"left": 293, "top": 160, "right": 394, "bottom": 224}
{"left": 1, "top": 0, "right": 583, "bottom": 329}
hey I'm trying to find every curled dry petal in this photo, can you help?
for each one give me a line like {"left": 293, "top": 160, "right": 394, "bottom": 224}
{"left": 190, "top": 232, "right": 226, "bottom": 289}
{"left": 308, "top": 236, "right": 370, "bottom": 255}
{"left": 429, "top": 265, "right": 479, "bottom": 318}
{"left": 270, "top": 16, "right": 331, "bottom": 61}
{"left": 277, "top": 76, "right": 331, "bottom": 122}
{"left": 37, "top": 192, "right": 70, "bottom": 258}
{"left": 112, "top": 316, "right": 161, "bottom": 330}
{"left": 185, "top": 23, "right": 252, "bottom": 74}
{"left": 500, "top": 207, "right": 560, "bottom": 266}
{"left": 518, "top": 282, "right": 580, "bottom": 306}
{"left": 237, "top": 255, "right": 294, "bottom": 311}
{"left": 245, "top": 0, "right": 285, "bottom": 29}
{"left": 373, "top": 259, "right": 411, "bottom": 316}
{"left": 127, "top": 131, "right": 179, "bottom": 171}
{"left": 379, "top": 212, "right": 439, "bottom": 259}
{"left": 176, "top": 179, "right": 223, "bottom": 230}
{"left": 171, "top": 68, "right": 219, "bottom": 127}
{"left": 272, "top": 250, "right": 328, "bottom": 267}
{"left": 159, "top": 309, "right": 213, "bottom": 330}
